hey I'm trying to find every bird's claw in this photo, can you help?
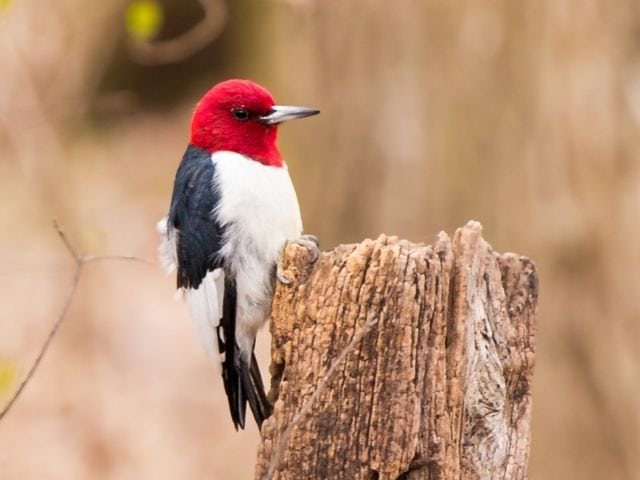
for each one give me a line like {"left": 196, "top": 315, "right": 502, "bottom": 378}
{"left": 276, "top": 264, "right": 291, "bottom": 285}
{"left": 291, "top": 234, "right": 320, "bottom": 262}
{"left": 276, "top": 234, "right": 320, "bottom": 285}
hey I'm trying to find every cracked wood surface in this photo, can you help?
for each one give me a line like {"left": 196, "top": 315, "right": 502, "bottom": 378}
{"left": 255, "top": 221, "right": 538, "bottom": 480}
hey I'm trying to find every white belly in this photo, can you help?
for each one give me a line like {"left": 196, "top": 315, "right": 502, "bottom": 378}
{"left": 212, "top": 151, "right": 303, "bottom": 351}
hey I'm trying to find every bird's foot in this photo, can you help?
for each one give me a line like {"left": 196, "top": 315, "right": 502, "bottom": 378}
{"left": 276, "top": 262, "right": 291, "bottom": 285}
{"left": 277, "top": 234, "right": 320, "bottom": 284}
{"left": 292, "top": 234, "right": 320, "bottom": 262}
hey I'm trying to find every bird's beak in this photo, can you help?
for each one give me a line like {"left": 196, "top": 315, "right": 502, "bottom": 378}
{"left": 259, "top": 105, "right": 320, "bottom": 125}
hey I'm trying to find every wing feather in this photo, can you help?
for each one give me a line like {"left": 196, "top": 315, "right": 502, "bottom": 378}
{"left": 185, "top": 269, "right": 224, "bottom": 372}
{"left": 164, "top": 146, "right": 226, "bottom": 369}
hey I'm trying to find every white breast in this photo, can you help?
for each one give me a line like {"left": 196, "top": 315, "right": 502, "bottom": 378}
{"left": 212, "top": 151, "right": 303, "bottom": 259}
{"left": 212, "top": 151, "right": 303, "bottom": 352}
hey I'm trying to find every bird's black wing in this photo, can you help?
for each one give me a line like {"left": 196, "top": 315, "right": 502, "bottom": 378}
{"left": 168, "top": 145, "right": 223, "bottom": 290}
{"left": 167, "top": 145, "right": 245, "bottom": 429}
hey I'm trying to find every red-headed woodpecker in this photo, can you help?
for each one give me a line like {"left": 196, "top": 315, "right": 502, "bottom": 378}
{"left": 158, "top": 79, "right": 319, "bottom": 430}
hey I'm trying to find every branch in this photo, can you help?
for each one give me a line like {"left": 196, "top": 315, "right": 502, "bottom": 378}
{"left": 0, "top": 221, "right": 151, "bottom": 423}
{"left": 127, "top": 0, "right": 227, "bottom": 65}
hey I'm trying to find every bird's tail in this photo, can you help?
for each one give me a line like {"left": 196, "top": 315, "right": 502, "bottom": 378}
{"left": 220, "top": 281, "right": 272, "bottom": 430}
{"left": 221, "top": 347, "right": 271, "bottom": 430}
{"left": 240, "top": 351, "right": 272, "bottom": 428}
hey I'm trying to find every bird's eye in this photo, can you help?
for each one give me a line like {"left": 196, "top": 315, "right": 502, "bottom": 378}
{"left": 231, "top": 108, "right": 250, "bottom": 121}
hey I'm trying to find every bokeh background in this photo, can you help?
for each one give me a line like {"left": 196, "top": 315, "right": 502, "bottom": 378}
{"left": 1, "top": 0, "right": 639, "bottom": 479}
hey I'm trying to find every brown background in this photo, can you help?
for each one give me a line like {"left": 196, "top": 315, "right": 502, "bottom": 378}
{"left": 0, "top": 1, "right": 638, "bottom": 479}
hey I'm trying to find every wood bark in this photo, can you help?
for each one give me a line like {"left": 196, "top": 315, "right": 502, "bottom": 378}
{"left": 255, "top": 221, "right": 538, "bottom": 480}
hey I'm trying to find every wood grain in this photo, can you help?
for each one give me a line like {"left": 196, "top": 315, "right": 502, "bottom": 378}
{"left": 256, "top": 221, "right": 538, "bottom": 480}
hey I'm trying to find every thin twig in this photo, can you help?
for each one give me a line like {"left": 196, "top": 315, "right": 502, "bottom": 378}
{"left": 263, "top": 316, "right": 378, "bottom": 480}
{"left": 0, "top": 223, "right": 83, "bottom": 422}
{"left": 0, "top": 261, "right": 81, "bottom": 423}
{"left": 0, "top": 221, "right": 150, "bottom": 423}
{"left": 83, "top": 254, "right": 152, "bottom": 264}
{"left": 53, "top": 220, "right": 81, "bottom": 264}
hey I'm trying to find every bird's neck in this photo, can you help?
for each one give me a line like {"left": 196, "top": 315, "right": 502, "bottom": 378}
{"left": 190, "top": 126, "right": 283, "bottom": 167}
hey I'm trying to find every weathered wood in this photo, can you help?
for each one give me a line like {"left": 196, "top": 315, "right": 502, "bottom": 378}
{"left": 256, "top": 221, "right": 538, "bottom": 480}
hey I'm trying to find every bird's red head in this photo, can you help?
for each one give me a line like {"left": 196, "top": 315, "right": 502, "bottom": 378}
{"left": 190, "top": 79, "right": 319, "bottom": 167}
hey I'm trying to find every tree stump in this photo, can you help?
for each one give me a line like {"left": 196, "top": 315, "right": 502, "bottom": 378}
{"left": 255, "top": 221, "right": 538, "bottom": 480}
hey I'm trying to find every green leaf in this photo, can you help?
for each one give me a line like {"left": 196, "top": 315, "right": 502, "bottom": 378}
{"left": 125, "top": 0, "right": 163, "bottom": 42}
{"left": 0, "top": 359, "right": 17, "bottom": 397}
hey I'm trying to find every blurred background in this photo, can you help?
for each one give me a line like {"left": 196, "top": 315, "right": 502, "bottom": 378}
{"left": 0, "top": 0, "right": 638, "bottom": 478}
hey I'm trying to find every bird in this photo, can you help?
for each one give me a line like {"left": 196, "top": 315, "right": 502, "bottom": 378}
{"left": 158, "top": 79, "right": 319, "bottom": 430}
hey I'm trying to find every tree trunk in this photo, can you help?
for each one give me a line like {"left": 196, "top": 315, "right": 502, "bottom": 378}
{"left": 255, "top": 221, "right": 538, "bottom": 480}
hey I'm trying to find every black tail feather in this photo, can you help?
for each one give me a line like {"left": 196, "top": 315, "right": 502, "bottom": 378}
{"left": 219, "top": 279, "right": 272, "bottom": 430}
{"left": 237, "top": 352, "right": 272, "bottom": 428}
{"left": 250, "top": 351, "right": 272, "bottom": 418}
{"left": 220, "top": 279, "right": 245, "bottom": 430}
{"left": 221, "top": 354, "right": 245, "bottom": 430}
